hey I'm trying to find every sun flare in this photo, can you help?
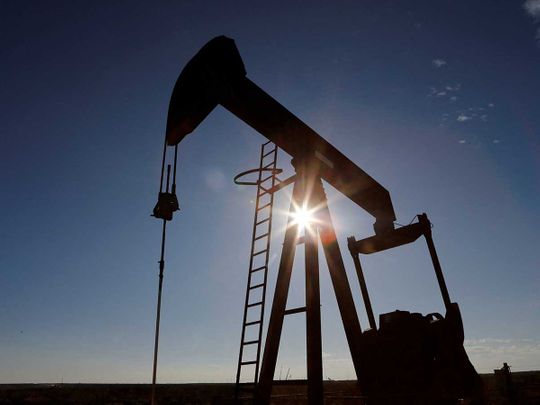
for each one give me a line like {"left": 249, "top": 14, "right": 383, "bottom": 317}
{"left": 290, "top": 204, "right": 315, "bottom": 230}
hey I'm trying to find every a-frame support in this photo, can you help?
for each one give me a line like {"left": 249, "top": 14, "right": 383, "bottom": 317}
{"left": 254, "top": 158, "right": 365, "bottom": 404}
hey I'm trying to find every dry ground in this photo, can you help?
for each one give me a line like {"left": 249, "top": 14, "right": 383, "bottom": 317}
{"left": 1, "top": 372, "right": 539, "bottom": 404}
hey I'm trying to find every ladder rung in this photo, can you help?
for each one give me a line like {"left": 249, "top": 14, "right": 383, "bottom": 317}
{"left": 242, "top": 339, "right": 259, "bottom": 346}
{"left": 252, "top": 248, "right": 268, "bottom": 257}
{"left": 254, "top": 232, "right": 269, "bottom": 241}
{"left": 249, "top": 283, "right": 265, "bottom": 290}
{"left": 296, "top": 236, "right": 305, "bottom": 244}
{"left": 241, "top": 360, "right": 257, "bottom": 366}
{"left": 263, "top": 162, "right": 275, "bottom": 169}
{"left": 260, "top": 175, "right": 273, "bottom": 183}
{"left": 257, "top": 186, "right": 270, "bottom": 196}
{"left": 257, "top": 202, "right": 271, "bottom": 211}
{"left": 284, "top": 306, "right": 307, "bottom": 316}
{"left": 256, "top": 217, "right": 270, "bottom": 226}
{"left": 262, "top": 140, "right": 273, "bottom": 147}
{"left": 250, "top": 266, "right": 266, "bottom": 273}
{"left": 262, "top": 149, "right": 276, "bottom": 158}
{"left": 247, "top": 301, "right": 263, "bottom": 308}
{"left": 245, "top": 320, "right": 262, "bottom": 326}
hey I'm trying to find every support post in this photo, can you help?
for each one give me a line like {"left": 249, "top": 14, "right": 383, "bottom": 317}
{"left": 255, "top": 178, "right": 303, "bottom": 403}
{"left": 419, "top": 213, "right": 452, "bottom": 310}
{"left": 347, "top": 236, "right": 377, "bottom": 330}
{"left": 303, "top": 166, "right": 323, "bottom": 405}
{"left": 256, "top": 166, "right": 365, "bottom": 403}
{"left": 316, "top": 180, "right": 367, "bottom": 390}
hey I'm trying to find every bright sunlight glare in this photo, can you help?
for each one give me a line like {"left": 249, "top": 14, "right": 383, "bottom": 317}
{"left": 290, "top": 205, "right": 315, "bottom": 230}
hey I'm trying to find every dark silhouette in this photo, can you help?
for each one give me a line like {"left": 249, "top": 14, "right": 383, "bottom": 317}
{"left": 495, "top": 362, "right": 516, "bottom": 403}
{"left": 348, "top": 213, "right": 485, "bottom": 403}
{"left": 233, "top": 142, "right": 280, "bottom": 400}
{"left": 165, "top": 36, "right": 396, "bottom": 235}
{"left": 156, "top": 36, "right": 485, "bottom": 404}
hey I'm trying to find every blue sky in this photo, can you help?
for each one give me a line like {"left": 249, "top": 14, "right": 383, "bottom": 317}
{"left": 1, "top": 0, "right": 539, "bottom": 383}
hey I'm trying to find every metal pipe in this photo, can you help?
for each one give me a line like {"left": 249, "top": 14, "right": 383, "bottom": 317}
{"left": 151, "top": 165, "right": 172, "bottom": 405}
{"left": 419, "top": 213, "right": 452, "bottom": 310}
{"left": 347, "top": 236, "right": 376, "bottom": 330}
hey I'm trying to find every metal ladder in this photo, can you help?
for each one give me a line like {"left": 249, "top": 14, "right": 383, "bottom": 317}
{"left": 235, "top": 141, "right": 279, "bottom": 400}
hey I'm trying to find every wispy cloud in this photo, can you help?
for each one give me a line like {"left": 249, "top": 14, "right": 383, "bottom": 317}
{"left": 523, "top": 0, "right": 540, "bottom": 42}
{"left": 428, "top": 83, "right": 461, "bottom": 99}
{"left": 432, "top": 58, "right": 447, "bottom": 68}
{"left": 465, "top": 338, "right": 540, "bottom": 372}
{"left": 442, "top": 102, "right": 495, "bottom": 126}
{"left": 203, "top": 168, "right": 227, "bottom": 192}
{"left": 524, "top": 0, "right": 540, "bottom": 17}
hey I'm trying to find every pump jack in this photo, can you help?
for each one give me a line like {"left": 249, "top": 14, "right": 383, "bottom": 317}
{"left": 152, "top": 36, "right": 484, "bottom": 403}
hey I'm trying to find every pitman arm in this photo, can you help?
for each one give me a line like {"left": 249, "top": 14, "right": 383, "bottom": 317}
{"left": 165, "top": 36, "right": 396, "bottom": 233}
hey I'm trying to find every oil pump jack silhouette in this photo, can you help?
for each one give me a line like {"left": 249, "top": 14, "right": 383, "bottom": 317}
{"left": 151, "top": 36, "right": 484, "bottom": 404}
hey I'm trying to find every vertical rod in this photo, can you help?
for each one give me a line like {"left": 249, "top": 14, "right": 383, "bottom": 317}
{"left": 151, "top": 165, "right": 171, "bottom": 405}
{"left": 151, "top": 220, "right": 166, "bottom": 405}
{"left": 347, "top": 236, "right": 376, "bottom": 330}
{"left": 158, "top": 136, "right": 168, "bottom": 193}
{"left": 419, "top": 213, "right": 452, "bottom": 310}
{"left": 255, "top": 179, "right": 303, "bottom": 404}
{"left": 305, "top": 200, "right": 323, "bottom": 404}
{"left": 316, "top": 180, "right": 367, "bottom": 391}
{"left": 172, "top": 145, "right": 178, "bottom": 194}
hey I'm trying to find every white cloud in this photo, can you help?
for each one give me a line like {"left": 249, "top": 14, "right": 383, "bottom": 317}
{"left": 524, "top": 1, "right": 540, "bottom": 42}
{"left": 465, "top": 338, "right": 540, "bottom": 372}
{"left": 445, "top": 104, "right": 492, "bottom": 124}
{"left": 524, "top": 0, "right": 540, "bottom": 18}
{"left": 203, "top": 168, "right": 227, "bottom": 192}
{"left": 428, "top": 83, "right": 461, "bottom": 99}
{"left": 432, "top": 58, "right": 447, "bottom": 68}
{"left": 446, "top": 84, "right": 461, "bottom": 91}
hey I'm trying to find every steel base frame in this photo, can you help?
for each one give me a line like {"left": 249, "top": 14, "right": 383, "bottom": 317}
{"left": 254, "top": 159, "right": 365, "bottom": 405}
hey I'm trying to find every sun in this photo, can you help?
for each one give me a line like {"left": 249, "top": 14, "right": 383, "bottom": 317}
{"left": 290, "top": 204, "right": 316, "bottom": 231}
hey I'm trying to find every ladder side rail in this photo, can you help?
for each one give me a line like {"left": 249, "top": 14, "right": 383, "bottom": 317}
{"left": 254, "top": 145, "right": 278, "bottom": 383}
{"left": 235, "top": 143, "right": 267, "bottom": 389}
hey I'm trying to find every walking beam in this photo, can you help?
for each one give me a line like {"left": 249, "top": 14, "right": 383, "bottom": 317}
{"left": 164, "top": 36, "right": 396, "bottom": 234}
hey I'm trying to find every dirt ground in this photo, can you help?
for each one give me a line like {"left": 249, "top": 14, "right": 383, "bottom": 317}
{"left": 1, "top": 371, "right": 539, "bottom": 404}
